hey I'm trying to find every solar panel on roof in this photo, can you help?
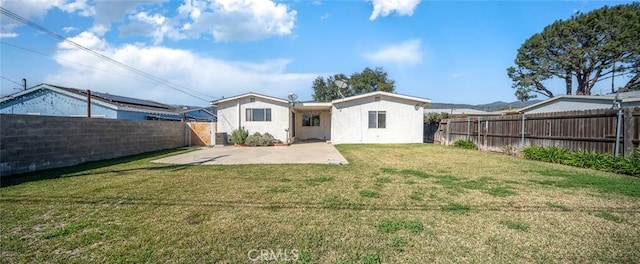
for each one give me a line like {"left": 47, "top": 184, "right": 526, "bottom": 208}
{"left": 91, "top": 92, "right": 173, "bottom": 109}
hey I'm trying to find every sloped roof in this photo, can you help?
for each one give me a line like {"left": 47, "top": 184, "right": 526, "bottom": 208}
{"left": 332, "top": 91, "right": 430, "bottom": 104}
{"left": 0, "top": 83, "right": 212, "bottom": 116}
{"left": 516, "top": 95, "right": 628, "bottom": 113}
{"left": 211, "top": 92, "right": 289, "bottom": 105}
{"left": 424, "top": 108, "right": 502, "bottom": 116}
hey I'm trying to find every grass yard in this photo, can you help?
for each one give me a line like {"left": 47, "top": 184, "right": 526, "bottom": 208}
{"left": 1, "top": 144, "right": 639, "bottom": 263}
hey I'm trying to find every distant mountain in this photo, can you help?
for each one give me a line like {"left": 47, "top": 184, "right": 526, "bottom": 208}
{"left": 429, "top": 99, "right": 542, "bottom": 112}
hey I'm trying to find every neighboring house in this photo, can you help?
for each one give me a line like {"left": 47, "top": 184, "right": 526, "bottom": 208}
{"left": 517, "top": 92, "right": 640, "bottom": 114}
{"left": 0, "top": 83, "right": 216, "bottom": 121}
{"left": 213, "top": 91, "right": 430, "bottom": 144}
{"left": 424, "top": 108, "right": 503, "bottom": 116}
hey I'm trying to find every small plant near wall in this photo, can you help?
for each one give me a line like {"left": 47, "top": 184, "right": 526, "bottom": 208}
{"left": 502, "top": 145, "right": 517, "bottom": 156}
{"left": 245, "top": 132, "right": 275, "bottom": 147}
{"left": 245, "top": 132, "right": 262, "bottom": 147}
{"left": 260, "top": 133, "right": 274, "bottom": 146}
{"left": 231, "top": 127, "right": 249, "bottom": 145}
{"left": 453, "top": 139, "right": 477, "bottom": 150}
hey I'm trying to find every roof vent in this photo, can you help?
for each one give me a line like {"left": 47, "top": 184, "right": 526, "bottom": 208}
{"left": 250, "top": 97, "right": 255, "bottom": 102}
{"left": 374, "top": 96, "right": 380, "bottom": 102}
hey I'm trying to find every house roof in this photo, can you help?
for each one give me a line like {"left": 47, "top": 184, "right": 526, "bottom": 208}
{"left": 331, "top": 91, "right": 431, "bottom": 104}
{"left": 424, "top": 108, "right": 502, "bottom": 116}
{"left": 516, "top": 94, "right": 634, "bottom": 113}
{"left": 211, "top": 92, "right": 289, "bottom": 105}
{"left": 0, "top": 83, "right": 213, "bottom": 117}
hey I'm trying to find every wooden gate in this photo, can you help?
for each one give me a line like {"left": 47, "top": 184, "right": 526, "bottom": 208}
{"left": 188, "top": 122, "right": 214, "bottom": 146}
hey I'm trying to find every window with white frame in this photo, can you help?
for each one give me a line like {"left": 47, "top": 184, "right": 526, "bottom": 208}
{"left": 368, "top": 111, "right": 386, "bottom": 128}
{"left": 246, "top": 108, "right": 271, "bottom": 121}
{"left": 302, "top": 114, "right": 320, "bottom": 127}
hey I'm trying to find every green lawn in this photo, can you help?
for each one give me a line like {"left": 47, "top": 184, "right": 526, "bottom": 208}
{"left": 1, "top": 144, "right": 639, "bottom": 263}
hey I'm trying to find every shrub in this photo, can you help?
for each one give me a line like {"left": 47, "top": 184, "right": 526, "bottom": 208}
{"left": 245, "top": 132, "right": 262, "bottom": 147}
{"left": 424, "top": 112, "right": 450, "bottom": 123}
{"left": 259, "top": 133, "right": 274, "bottom": 146}
{"left": 244, "top": 132, "right": 275, "bottom": 147}
{"left": 453, "top": 139, "right": 477, "bottom": 150}
{"left": 521, "top": 146, "right": 640, "bottom": 176}
{"left": 230, "top": 127, "right": 248, "bottom": 144}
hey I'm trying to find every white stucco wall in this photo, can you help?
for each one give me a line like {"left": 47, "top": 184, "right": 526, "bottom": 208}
{"left": 293, "top": 111, "right": 331, "bottom": 140}
{"left": 215, "top": 96, "right": 290, "bottom": 143}
{"left": 331, "top": 95, "right": 424, "bottom": 144}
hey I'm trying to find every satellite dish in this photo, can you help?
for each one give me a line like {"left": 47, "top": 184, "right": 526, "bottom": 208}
{"left": 288, "top": 93, "right": 298, "bottom": 102}
{"left": 334, "top": 79, "right": 348, "bottom": 99}
{"left": 334, "top": 79, "right": 348, "bottom": 89}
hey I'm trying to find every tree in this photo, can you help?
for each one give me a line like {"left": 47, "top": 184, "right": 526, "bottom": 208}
{"left": 507, "top": 3, "right": 640, "bottom": 100}
{"left": 312, "top": 67, "right": 395, "bottom": 102}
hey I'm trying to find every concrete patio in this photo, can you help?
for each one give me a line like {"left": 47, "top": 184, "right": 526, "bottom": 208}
{"left": 153, "top": 142, "right": 348, "bottom": 165}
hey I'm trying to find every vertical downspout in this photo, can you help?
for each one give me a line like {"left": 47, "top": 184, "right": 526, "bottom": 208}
{"left": 237, "top": 100, "right": 241, "bottom": 129}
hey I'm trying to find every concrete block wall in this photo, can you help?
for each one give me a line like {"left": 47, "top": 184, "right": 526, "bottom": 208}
{"left": 1, "top": 114, "right": 187, "bottom": 176}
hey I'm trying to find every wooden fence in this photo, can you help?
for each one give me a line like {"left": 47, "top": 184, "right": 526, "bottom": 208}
{"left": 435, "top": 107, "right": 639, "bottom": 157}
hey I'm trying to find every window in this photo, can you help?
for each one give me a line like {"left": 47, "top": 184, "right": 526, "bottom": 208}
{"left": 302, "top": 114, "right": 320, "bottom": 127}
{"left": 368, "top": 111, "right": 386, "bottom": 128}
{"left": 246, "top": 108, "right": 271, "bottom": 121}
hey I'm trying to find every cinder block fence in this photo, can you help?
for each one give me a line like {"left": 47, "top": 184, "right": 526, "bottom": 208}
{"left": 1, "top": 114, "right": 188, "bottom": 176}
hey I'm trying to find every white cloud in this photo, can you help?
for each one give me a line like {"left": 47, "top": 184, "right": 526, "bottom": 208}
{"left": 364, "top": 39, "right": 422, "bottom": 66}
{"left": 186, "top": 0, "right": 297, "bottom": 42}
{"left": 47, "top": 31, "right": 318, "bottom": 105}
{"left": 0, "top": 0, "right": 95, "bottom": 36}
{"left": 369, "top": 0, "right": 421, "bottom": 20}
{"left": 125, "top": 11, "right": 185, "bottom": 44}
{"left": 320, "top": 13, "right": 329, "bottom": 20}
{"left": 0, "top": 32, "right": 18, "bottom": 38}
{"left": 56, "top": 0, "right": 95, "bottom": 17}
{"left": 62, "top": 26, "right": 77, "bottom": 33}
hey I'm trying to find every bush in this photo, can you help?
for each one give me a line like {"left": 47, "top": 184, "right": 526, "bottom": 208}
{"left": 244, "top": 132, "right": 274, "bottom": 147}
{"left": 231, "top": 127, "right": 248, "bottom": 144}
{"left": 259, "top": 133, "right": 274, "bottom": 146}
{"left": 424, "top": 112, "right": 450, "bottom": 123}
{"left": 453, "top": 139, "right": 477, "bottom": 150}
{"left": 521, "top": 146, "right": 640, "bottom": 176}
{"left": 245, "top": 132, "right": 262, "bottom": 147}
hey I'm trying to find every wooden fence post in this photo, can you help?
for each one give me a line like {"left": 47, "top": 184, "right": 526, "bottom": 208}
{"left": 623, "top": 108, "right": 635, "bottom": 157}
{"left": 444, "top": 119, "right": 450, "bottom": 145}
{"left": 484, "top": 120, "right": 488, "bottom": 149}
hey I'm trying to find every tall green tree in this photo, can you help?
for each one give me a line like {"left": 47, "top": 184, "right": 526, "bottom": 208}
{"left": 507, "top": 3, "right": 640, "bottom": 100}
{"left": 312, "top": 67, "right": 395, "bottom": 102}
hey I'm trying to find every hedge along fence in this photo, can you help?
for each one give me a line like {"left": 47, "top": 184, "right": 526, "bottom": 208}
{"left": 436, "top": 107, "right": 639, "bottom": 157}
{"left": 521, "top": 146, "right": 640, "bottom": 176}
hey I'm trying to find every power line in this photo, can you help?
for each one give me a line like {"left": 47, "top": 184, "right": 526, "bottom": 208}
{"left": 0, "top": 7, "right": 216, "bottom": 103}
{"left": 2, "top": 41, "right": 165, "bottom": 86}
{"left": 0, "top": 76, "right": 23, "bottom": 87}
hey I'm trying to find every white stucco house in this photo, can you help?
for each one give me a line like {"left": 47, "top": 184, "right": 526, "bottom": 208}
{"left": 212, "top": 91, "right": 430, "bottom": 144}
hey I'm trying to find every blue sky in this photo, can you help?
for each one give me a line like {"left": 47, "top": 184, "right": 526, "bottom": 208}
{"left": 0, "top": 0, "right": 634, "bottom": 106}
